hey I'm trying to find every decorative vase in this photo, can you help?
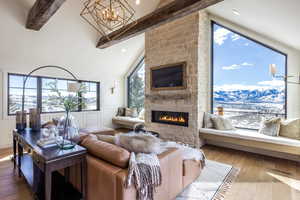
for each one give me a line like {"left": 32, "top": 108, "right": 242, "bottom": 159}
{"left": 29, "top": 108, "right": 41, "bottom": 131}
{"left": 16, "top": 111, "right": 27, "bottom": 131}
{"left": 56, "top": 112, "right": 79, "bottom": 150}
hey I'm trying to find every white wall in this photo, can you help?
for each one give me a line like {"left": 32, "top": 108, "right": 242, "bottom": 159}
{"left": 209, "top": 15, "right": 300, "bottom": 119}
{"left": 0, "top": 0, "right": 145, "bottom": 148}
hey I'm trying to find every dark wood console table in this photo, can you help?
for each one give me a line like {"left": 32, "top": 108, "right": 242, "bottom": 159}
{"left": 13, "top": 129, "right": 87, "bottom": 200}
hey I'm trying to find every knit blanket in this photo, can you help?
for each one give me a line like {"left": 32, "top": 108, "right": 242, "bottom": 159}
{"left": 125, "top": 153, "right": 162, "bottom": 200}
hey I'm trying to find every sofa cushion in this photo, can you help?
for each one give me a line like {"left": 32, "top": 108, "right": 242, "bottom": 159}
{"left": 200, "top": 128, "right": 300, "bottom": 147}
{"left": 81, "top": 135, "right": 130, "bottom": 168}
{"left": 279, "top": 118, "right": 300, "bottom": 140}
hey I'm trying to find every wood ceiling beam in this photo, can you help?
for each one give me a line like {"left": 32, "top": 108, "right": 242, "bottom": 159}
{"left": 26, "top": 0, "right": 66, "bottom": 31}
{"left": 97, "top": 0, "right": 223, "bottom": 49}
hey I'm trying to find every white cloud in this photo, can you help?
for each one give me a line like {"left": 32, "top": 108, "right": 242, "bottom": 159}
{"left": 258, "top": 80, "right": 285, "bottom": 87}
{"left": 214, "top": 28, "right": 231, "bottom": 45}
{"left": 231, "top": 34, "right": 241, "bottom": 41}
{"left": 222, "top": 64, "right": 240, "bottom": 70}
{"left": 241, "top": 62, "right": 253, "bottom": 66}
{"left": 244, "top": 43, "right": 250, "bottom": 46}
{"left": 214, "top": 28, "right": 242, "bottom": 45}
{"left": 222, "top": 62, "right": 254, "bottom": 70}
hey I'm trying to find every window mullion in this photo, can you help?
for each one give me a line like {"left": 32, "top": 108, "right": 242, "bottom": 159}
{"left": 78, "top": 80, "right": 82, "bottom": 112}
{"left": 37, "top": 77, "right": 42, "bottom": 113}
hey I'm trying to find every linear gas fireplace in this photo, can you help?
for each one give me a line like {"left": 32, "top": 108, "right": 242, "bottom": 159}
{"left": 152, "top": 110, "right": 189, "bottom": 127}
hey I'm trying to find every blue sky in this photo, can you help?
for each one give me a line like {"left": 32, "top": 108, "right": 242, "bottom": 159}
{"left": 213, "top": 23, "right": 286, "bottom": 91}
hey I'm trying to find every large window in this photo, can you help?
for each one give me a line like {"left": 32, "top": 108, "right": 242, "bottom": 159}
{"left": 8, "top": 73, "right": 100, "bottom": 115}
{"left": 127, "top": 58, "right": 145, "bottom": 112}
{"left": 212, "top": 22, "right": 287, "bottom": 129}
{"left": 8, "top": 74, "right": 38, "bottom": 114}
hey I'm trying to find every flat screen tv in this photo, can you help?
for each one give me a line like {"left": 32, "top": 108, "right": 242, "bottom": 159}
{"left": 150, "top": 62, "right": 187, "bottom": 90}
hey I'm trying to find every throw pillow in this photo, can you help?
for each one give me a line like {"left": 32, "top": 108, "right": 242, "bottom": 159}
{"left": 203, "top": 112, "right": 215, "bottom": 128}
{"left": 138, "top": 109, "right": 145, "bottom": 120}
{"left": 125, "top": 108, "right": 138, "bottom": 117}
{"left": 279, "top": 118, "right": 300, "bottom": 140}
{"left": 211, "top": 116, "right": 235, "bottom": 130}
{"left": 258, "top": 117, "right": 281, "bottom": 137}
{"left": 116, "top": 107, "right": 126, "bottom": 116}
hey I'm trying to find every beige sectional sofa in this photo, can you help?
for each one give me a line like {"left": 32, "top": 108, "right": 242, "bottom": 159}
{"left": 69, "top": 134, "right": 203, "bottom": 200}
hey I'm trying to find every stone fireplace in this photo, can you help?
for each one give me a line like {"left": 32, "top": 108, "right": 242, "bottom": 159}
{"left": 144, "top": 10, "right": 210, "bottom": 148}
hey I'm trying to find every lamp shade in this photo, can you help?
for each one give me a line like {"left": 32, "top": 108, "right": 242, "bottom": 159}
{"left": 269, "top": 64, "right": 277, "bottom": 77}
{"left": 67, "top": 82, "right": 81, "bottom": 93}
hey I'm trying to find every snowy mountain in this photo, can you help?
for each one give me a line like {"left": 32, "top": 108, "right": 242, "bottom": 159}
{"left": 214, "top": 88, "right": 285, "bottom": 104}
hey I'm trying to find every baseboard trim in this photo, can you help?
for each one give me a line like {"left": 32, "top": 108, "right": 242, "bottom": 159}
{"left": 205, "top": 139, "right": 300, "bottom": 162}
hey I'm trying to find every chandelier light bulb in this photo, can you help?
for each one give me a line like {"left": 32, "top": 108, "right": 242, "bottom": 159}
{"left": 136, "top": 0, "right": 140, "bottom": 5}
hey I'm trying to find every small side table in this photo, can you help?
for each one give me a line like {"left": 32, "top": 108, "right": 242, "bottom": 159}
{"left": 13, "top": 129, "right": 87, "bottom": 200}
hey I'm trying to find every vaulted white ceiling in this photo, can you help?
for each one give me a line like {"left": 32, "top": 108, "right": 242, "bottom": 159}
{"left": 207, "top": 0, "right": 300, "bottom": 50}
{"left": 0, "top": 0, "right": 159, "bottom": 80}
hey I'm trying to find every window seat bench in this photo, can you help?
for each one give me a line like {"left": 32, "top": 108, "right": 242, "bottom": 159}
{"left": 112, "top": 116, "right": 145, "bottom": 129}
{"left": 199, "top": 128, "right": 300, "bottom": 162}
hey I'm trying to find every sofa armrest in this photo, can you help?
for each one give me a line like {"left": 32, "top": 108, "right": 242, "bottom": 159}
{"left": 115, "top": 148, "right": 183, "bottom": 200}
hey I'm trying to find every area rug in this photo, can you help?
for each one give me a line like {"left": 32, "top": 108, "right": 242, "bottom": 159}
{"left": 176, "top": 160, "right": 239, "bottom": 200}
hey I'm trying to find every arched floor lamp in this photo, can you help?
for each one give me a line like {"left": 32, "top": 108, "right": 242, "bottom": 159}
{"left": 19, "top": 65, "right": 81, "bottom": 149}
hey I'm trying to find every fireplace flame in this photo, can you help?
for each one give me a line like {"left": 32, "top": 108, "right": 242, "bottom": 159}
{"left": 159, "top": 115, "right": 186, "bottom": 123}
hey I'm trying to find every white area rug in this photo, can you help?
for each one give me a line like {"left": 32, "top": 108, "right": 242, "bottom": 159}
{"left": 176, "top": 160, "right": 239, "bottom": 200}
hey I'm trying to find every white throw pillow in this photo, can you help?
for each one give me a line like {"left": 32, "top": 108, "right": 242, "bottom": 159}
{"left": 125, "top": 108, "right": 138, "bottom": 118}
{"left": 259, "top": 117, "right": 281, "bottom": 137}
{"left": 279, "top": 118, "right": 300, "bottom": 140}
{"left": 203, "top": 112, "right": 215, "bottom": 128}
{"left": 211, "top": 116, "right": 235, "bottom": 130}
{"left": 138, "top": 109, "right": 145, "bottom": 120}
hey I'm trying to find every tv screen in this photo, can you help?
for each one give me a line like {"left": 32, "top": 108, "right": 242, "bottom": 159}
{"left": 151, "top": 62, "right": 186, "bottom": 90}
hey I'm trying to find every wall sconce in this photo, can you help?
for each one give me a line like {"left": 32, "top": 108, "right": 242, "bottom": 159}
{"left": 269, "top": 64, "right": 300, "bottom": 84}
{"left": 111, "top": 80, "right": 118, "bottom": 94}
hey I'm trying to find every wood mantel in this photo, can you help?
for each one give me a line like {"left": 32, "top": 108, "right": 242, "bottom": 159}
{"left": 97, "top": 0, "right": 223, "bottom": 49}
{"left": 26, "top": 0, "right": 66, "bottom": 31}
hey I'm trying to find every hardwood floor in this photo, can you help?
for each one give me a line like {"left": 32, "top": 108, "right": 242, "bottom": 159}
{"left": 0, "top": 145, "right": 299, "bottom": 200}
{"left": 203, "top": 145, "right": 300, "bottom": 200}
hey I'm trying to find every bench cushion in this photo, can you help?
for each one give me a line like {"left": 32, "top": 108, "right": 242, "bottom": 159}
{"left": 200, "top": 128, "right": 300, "bottom": 147}
{"left": 112, "top": 116, "right": 144, "bottom": 128}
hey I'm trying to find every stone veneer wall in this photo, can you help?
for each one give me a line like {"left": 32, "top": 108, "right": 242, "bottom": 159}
{"left": 144, "top": 9, "right": 210, "bottom": 148}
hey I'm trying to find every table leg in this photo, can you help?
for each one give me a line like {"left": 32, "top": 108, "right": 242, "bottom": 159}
{"left": 45, "top": 168, "right": 52, "bottom": 200}
{"left": 17, "top": 143, "right": 23, "bottom": 177}
{"left": 81, "top": 157, "right": 87, "bottom": 200}
{"left": 64, "top": 167, "right": 70, "bottom": 183}
{"left": 13, "top": 136, "right": 16, "bottom": 168}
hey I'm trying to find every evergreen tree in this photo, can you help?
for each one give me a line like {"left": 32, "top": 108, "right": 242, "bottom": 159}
{"left": 129, "top": 74, "right": 144, "bottom": 113}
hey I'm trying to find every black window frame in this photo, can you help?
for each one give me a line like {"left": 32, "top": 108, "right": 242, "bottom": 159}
{"left": 211, "top": 21, "right": 288, "bottom": 129}
{"left": 127, "top": 57, "right": 145, "bottom": 108}
{"left": 8, "top": 73, "right": 100, "bottom": 116}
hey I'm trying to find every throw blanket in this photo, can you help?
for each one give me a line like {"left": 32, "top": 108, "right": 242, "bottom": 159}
{"left": 126, "top": 153, "right": 162, "bottom": 200}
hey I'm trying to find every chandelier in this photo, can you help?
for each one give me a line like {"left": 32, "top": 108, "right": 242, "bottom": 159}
{"left": 80, "top": 0, "right": 136, "bottom": 39}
